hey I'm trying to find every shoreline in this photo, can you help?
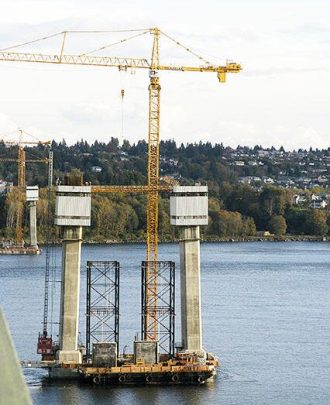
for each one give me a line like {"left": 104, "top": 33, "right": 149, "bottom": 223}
{"left": 36, "top": 235, "right": 328, "bottom": 247}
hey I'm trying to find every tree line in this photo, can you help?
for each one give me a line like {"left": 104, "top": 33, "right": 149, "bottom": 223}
{"left": 0, "top": 139, "right": 328, "bottom": 242}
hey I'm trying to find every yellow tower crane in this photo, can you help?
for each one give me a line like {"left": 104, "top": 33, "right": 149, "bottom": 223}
{"left": 0, "top": 28, "right": 241, "bottom": 340}
{"left": 0, "top": 130, "right": 51, "bottom": 247}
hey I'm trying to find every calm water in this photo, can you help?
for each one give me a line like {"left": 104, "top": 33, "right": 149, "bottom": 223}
{"left": 0, "top": 242, "right": 329, "bottom": 404}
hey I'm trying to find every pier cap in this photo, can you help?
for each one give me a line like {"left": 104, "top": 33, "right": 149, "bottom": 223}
{"left": 55, "top": 185, "right": 91, "bottom": 227}
{"left": 170, "top": 185, "right": 208, "bottom": 226}
{"left": 26, "top": 185, "right": 39, "bottom": 202}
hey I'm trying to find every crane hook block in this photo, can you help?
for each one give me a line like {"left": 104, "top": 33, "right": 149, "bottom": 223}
{"left": 217, "top": 72, "right": 226, "bottom": 83}
{"left": 121, "top": 89, "right": 125, "bottom": 99}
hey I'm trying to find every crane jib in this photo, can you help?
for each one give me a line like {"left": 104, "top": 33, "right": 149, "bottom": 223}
{"left": 0, "top": 52, "right": 241, "bottom": 75}
{"left": 0, "top": 52, "right": 150, "bottom": 68}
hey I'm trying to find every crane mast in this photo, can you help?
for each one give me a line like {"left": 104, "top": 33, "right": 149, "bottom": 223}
{"left": 0, "top": 28, "right": 241, "bottom": 342}
{"left": 42, "top": 150, "right": 53, "bottom": 336}
{"left": 145, "top": 28, "right": 161, "bottom": 339}
{"left": 16, "top": 144, "right": 26, "bottom": 246}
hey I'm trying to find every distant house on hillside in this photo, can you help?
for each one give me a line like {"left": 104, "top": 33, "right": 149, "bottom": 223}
{"left": 248, "top": 160, "right": 257, "bottom": 166}
{"left": 257, "top": 150, "right": 270, "bottom": 158}
{"left": 238, "top": 176, "right": 261, "bottom": 185}
{"left": 91, "top": 166, "right": 102, "bottom": 173}
{"left": 292, "top": 194, "right": 306, "bottom": 205}
{"left": 310, "top": 194, "right": 328, "bottom": 209}
{"left": 262, "top": 176, "right": 274, "bottom": 184}
{"left": 311, "top": 200, "right": 327, "bottom": 209}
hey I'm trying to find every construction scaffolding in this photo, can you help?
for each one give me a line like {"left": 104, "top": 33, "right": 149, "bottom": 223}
{"left": 141, "top": 261, "right": 175, "bottom": 357}
{"left": 86, "top": 261, "right": 120, "bottom": 359}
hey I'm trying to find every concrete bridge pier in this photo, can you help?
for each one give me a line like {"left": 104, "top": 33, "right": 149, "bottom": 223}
{"left": 179, "top": 225, "right": 203, "bottom": 353}
{"left": 55, "top": 183, "right": 91, "bottom": 365}
{"left": 58, "top": 226, "right": 83, "bottom": 364}
{"left": 170, "top": 185, "right": 208, "bottom": 355}
{"left": 29, "top": 201, "right": 37, "bottom": 248}
{"left": 26, "top": 186, "right": 39, "bottom": 248}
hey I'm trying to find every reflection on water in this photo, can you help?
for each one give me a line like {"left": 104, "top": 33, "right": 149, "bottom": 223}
{"left": 28, "top": 376, "right": 218, "bottom": 405}
{"left": 1, "top": 242, "right": 330, "bottom": 404}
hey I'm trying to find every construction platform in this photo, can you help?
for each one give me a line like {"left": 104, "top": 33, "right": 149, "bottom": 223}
{"left": 22, "top": 357, "right": 218, "bottom": 385}
{"left": 80, "top": 360, "right": 218, "bottom": 385}
{"left": 0, "top": 246, "right": 41, "bottom": 255}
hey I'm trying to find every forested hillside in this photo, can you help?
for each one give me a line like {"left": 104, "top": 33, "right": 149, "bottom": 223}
{"left": 0, "top": 139, "right": 329, "bottom": 242}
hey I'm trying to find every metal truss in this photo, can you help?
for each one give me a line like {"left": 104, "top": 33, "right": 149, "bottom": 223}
{"left": 86, "top": 261, "right": 120, "bottom": 359}
{"left": 141, "top": 261, "right": 175, "bottom": 357}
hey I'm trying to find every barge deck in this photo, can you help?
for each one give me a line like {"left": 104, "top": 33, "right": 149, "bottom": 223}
{"left": 24, "top": 358, "right": 218, "bottom": 385}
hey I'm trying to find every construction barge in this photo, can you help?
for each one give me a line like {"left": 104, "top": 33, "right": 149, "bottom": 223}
{"left": 55, "top": 360, "right": 217, "bottom": 385}
{"left": 29, "top": 352, "right": 218, "bottom": 385}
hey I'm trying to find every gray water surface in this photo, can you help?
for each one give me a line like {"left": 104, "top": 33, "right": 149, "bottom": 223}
{"left": 0, "top": 242, "right": 329, "bottom": 404}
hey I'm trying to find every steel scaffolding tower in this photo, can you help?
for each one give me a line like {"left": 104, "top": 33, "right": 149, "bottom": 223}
{"left": 141, "top": 261, "right": 175, "bottom": 357}
{"left": 86, "top": 261, "right": 120, "bottom": 359}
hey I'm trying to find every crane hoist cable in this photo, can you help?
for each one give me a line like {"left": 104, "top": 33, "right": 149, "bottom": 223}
{"left": 119, "top": 68, "right": 126, "bottom": 143}
{"left": 80, "top": 30, "right": 150, "bottom": 56}
{"left": 121, "top": 88, "right": 125, "bottom": 142}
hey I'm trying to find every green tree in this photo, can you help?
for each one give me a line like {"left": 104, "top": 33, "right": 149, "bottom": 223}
{"left": 242, "top": 217, "right": 257, "bottom": 236}
{"left": 217, "top": 211, "right": 242, "bottom": 237}
{"left": 259, "top": 187, "right": 289, "bottom": 217}
{"left": 211, "top": 210, "right": 255, "bottom": 238}
{"left": 305, "top": 210, "right": 328, "bottom": 236}
{"left": 285, "top": 207, "right": 307, "bottom": 234}
{"left": 269, "top": 215, "right": 287, "bottom": 236}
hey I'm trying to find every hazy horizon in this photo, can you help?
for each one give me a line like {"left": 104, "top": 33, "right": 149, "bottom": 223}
{"left": 0, "top": 0, "right": 329, "bottom": 150}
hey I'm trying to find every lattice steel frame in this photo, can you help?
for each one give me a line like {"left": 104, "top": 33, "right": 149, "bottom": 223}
{"left": 141, "top": 261, "right": 175, "bottom": 357}
{"left": 86, "top": 261, "right": 120, "bottom": 359}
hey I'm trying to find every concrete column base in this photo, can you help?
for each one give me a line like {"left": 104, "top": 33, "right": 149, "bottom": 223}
{"left": 29, "top": 201, "right": 38, "bottom": 248}
{"left": 59, "top": 226, "right": 83, "bottom": 363}
{"left": 181, "top": 349, "right": 206, "bottom": 359}
{"left": 57, "top": 350, "right": 82, "bottom": 365}
{"left": 179, "top": 226, "right": 203, "bottom": 353}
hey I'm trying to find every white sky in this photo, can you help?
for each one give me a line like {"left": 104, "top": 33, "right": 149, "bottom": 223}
{"left": 0, "top": 0, "right": 329, "bottom": 150}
